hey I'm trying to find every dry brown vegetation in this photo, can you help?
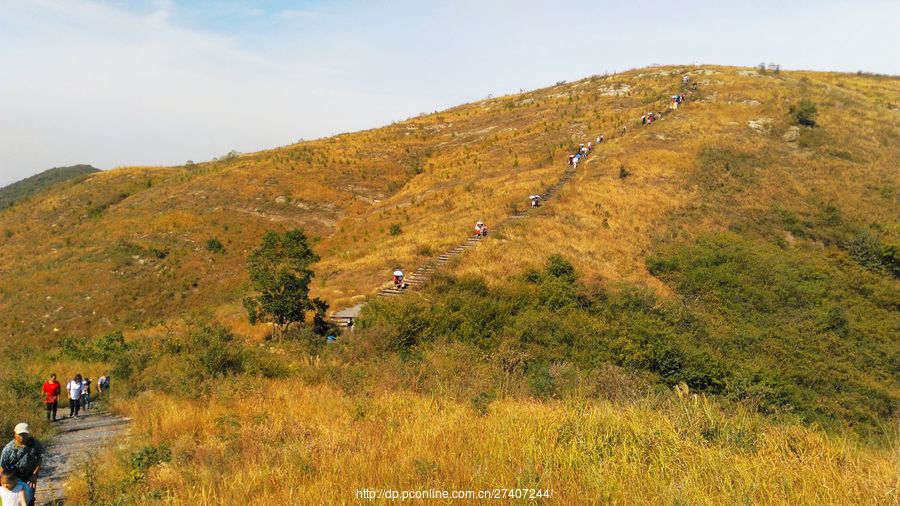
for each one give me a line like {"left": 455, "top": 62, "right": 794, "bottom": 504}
{"left": 1, "top": 65, "right": 898, "bottom": 504}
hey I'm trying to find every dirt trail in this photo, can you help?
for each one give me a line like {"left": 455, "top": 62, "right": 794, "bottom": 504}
{"left": 36, "top": 410, "right": 130, "bottom": 505}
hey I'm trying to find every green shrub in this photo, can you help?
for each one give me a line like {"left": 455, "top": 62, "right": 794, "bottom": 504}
{"left": 789, "top": 98, "right": 818, "bottom": 126}
{"left": 389, "top": 223, "right": 402, "bottom": 236}
{"left": 470, "top": 390, "right": 496, "bottom": 416}
{"left": 129, "top": 444, "right": 171, "bottom": 482}
{"left": 187, "top": 326, "right": 246, "bottom": 378}
{"left": 60, "top": 331, "right": 129, "bottom": 362}
{"left": 206, "top": 238, "right": 225, "bottom": 254}
{"left": 528, "top": 363, "right": 556, "bottom": 399}
{"left": 545, "top": 255, "right": 577, "bottom": 281}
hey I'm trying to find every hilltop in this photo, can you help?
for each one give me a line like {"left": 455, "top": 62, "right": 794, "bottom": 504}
{"left": 1, "top": 64, "right": 898, "bottom": 504}
{"left": 0, "top": 164, "right": 99, "bottom": 210}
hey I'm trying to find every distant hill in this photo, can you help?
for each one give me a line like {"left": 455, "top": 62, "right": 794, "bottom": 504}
{"left": 0, "top": 164, "right": 100, "bottom": 210}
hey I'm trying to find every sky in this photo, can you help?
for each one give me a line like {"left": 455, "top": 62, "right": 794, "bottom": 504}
{"left": 1, "top": 0, "right": 898, "bottom": 187}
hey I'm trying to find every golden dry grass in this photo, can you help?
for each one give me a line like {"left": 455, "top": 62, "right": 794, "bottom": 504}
{"left": 2, "top": 65, "right": 896, "bottom": 340}
{"left": 67, "top": 381, "right": 899, "bottom": 505}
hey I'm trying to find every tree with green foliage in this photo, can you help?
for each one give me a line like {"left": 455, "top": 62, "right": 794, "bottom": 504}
{"left": 790, "top": 99, "right": 818, "bottom": 127}
{"left": 243, "top": 229, "right": 327, "bottom": 338}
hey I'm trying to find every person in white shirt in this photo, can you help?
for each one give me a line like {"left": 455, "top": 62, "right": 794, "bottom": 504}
{"left": 66, "top": 374, "right": 84, "bottom": 418}
{"left": 0, "top": 470, "right": 28, "bottom": 506}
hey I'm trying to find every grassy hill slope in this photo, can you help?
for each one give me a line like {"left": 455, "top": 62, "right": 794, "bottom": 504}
{"left": 2, "top": 65, "right": 898, "bottom": 504}
{"left": 0, "top": 164, "right": 99, "bottom": 210}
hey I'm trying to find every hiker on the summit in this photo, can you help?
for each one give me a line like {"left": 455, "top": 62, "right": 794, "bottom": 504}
{"left": 0, "top": 423, "right": 42, "bottom": 506}
{"left": 66, "top": 374, "right": 83, "bottom": 418}
{"left": 41, "top": 374, "right": 60, "bottom": 422}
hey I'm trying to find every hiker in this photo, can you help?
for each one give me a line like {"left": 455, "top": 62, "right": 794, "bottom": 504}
{"left": 41, "top": 374, "right": 60, "bottom": 422}
{"left": 641, "top": 114, "right": 646, "bottom": 125}
{"left": 530, "top": 195, "right": 541, "bottom": 208}
{"left": 82, "top": 378, "right": 92, "bottom": 411}
{"left": 392, "top": 269, "right": 404, "bottom": 289}
{"left": 587, "top": 141, "right": 593, "bottom": 151}
{"left": 597, "top": 134, "right": 604, "bottom": 144}
{"left": 572, "top": 156, "right": 578, "bottom": 169}
{"left": 66, "top": 374, "right": 83, "bottom": 418}
{"left": 621, "top": 126, "right": 626, "bottom": 135}
{"left": 568, "top": 154, "right": 574, "bottom": 166}
{"left": 580, "top": 144, "right": 588, "bottom": 156}
{"left": 0, "top": 424, "right": 42, "bottom": 506}
{"left": 683, "top": 75, "right": 690, "bottom": 85}
{"left": 474, "top": 221, "right": 488, "bottom": 237}
{"left": 97, "top": 373, "right": 109, "bottom": 398}
{"left": 0, "top": 470, "right": 27, "bottom": 506}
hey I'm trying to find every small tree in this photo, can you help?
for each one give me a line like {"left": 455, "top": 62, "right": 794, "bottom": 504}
{"left": 790, "top": 99, "right": 818, "bottom": 127}
{"left": 243, "top": 229, "right": 326, "bottom": 338}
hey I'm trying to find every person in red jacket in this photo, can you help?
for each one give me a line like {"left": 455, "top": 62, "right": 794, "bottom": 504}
{"left": 41, "top": 374, "right": 60, "bottom": 422}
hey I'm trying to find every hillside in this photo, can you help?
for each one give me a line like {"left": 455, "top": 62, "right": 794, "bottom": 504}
{"left": 0, "top": 164, "right": 99, "bottom": 210}
{"left": 2, "top": 64, "right": 898, "bottom": 504}
{"left": 2, "top": 68, "right": 897, "bottom": 342}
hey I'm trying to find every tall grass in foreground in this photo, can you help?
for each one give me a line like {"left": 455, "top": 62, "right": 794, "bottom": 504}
{"left": 67, "top": 381, "right": 898, "bottom": 505}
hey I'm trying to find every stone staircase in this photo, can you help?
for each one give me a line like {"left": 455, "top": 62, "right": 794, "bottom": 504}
{"left": 329, "top": 166, "right": 578, "bottom": 328}
{"left": 328, "top": 81, "right": 696, "bottom": 329}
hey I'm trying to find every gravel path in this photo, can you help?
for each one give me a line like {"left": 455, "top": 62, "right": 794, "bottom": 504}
{"left": 35, "top": 410, "right": 131, "bottom": 505}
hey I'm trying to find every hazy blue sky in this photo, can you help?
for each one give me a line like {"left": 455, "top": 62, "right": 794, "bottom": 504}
{"left": 1, "top": 0, "right": 898, "bottom": 186}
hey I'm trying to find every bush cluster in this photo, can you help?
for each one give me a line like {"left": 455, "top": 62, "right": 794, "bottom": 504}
{"left": 60, "top": 325, "right": 287, "bottom": 400}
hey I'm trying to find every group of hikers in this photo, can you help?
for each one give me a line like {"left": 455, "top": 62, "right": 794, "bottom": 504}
{"left": 642, "top": 92, "right": 689, "bottom": 125}
{"left": 41, "top": 373, "right": 109, "bottom": 422}
{"left": 384, "top": 77, "right": 694, "bottom": 301}
{"left": 639, "top": 75, "right": 692, "bottom": 125}
{"left": 0, "top": 373, "right": 111, "bottom": 505}
{"left": 567, "top": 134, "right": 603, "bottom": 169}
{"left": 388, "top": 128, "right": 614, "bottom": 288}
{"left": 670, "top": 93, "right": 686, "bottom": 109}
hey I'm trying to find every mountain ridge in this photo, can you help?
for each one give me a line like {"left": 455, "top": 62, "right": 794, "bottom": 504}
{"left": 0, "top": 164, "right": 100, "bottom": 210}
